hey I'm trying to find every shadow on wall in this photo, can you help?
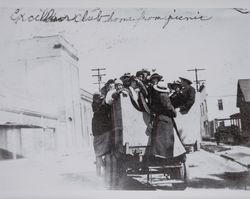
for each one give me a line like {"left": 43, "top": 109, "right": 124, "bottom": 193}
{"left": 0, "top": 148, "right": 24, "bottom": 160}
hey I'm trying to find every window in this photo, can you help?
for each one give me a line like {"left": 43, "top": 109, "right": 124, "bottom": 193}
{"left": 218, "top": 99, "right": 223, "bottom": 110}
{"left": 200, "top": 103, "right": 205, "bottom": 115}
{"left": 204, "top": 99, "right": 208, "bottom": 113}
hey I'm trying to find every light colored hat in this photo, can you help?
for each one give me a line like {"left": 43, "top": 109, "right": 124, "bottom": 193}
{"left": 115, "top": 79, "right": 123, "bottom": 85}
{"left": 153, "top": 81, "right": 168, "bottom": 93}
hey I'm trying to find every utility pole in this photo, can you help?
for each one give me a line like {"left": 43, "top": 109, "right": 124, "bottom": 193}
{"left": 92, "top": 68, "right": 106, "bottom": 92}
{"left": 187, "top": 68, "right": 206, "bottom": 92}
{"left": 196, "top": 79, "right": 206, "bottom": 86}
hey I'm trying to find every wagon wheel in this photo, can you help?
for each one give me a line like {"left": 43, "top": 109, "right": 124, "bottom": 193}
{"left": 172, "top": 162, "right": 189, "bottom": 190}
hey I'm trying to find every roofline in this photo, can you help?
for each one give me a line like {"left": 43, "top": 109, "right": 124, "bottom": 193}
{"left": 5, "top": 35, "right": 79, "bottom": 62}
{"left": 80, "top": 88, "right": 93, "bottom": 102}
{"left": 236, "top": 79, "right": 250, "bottom": 107}
{"left": 80, "top": 88, "right": 93, "bottom": 96}
{"left": 0, "top": 123, "right": 42, "bottom": 128}
{"left": 0, "top": 107, "right": 58, "bottom": 120}
{"left": 238, "top": 78, "right": 250, "bottom": 81}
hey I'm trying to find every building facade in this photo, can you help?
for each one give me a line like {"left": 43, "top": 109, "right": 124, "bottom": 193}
{"left": 199, "top": 86, "right": 210, "bottom": 139}
{"left": 80, "top": 89, "right": 93, "bottom": 148}
{"left": 206, "top": 79, "right": 249, "bottom": 141}
{"left": 206, "top": 95, "right": 239, "bottom": 123}
{"left": 0, "top": 35, "right": 92, "bottom": 159}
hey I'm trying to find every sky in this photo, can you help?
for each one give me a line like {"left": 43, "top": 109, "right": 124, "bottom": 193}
{"left": 0, "top": 6, "right": 249, "bottom": 119}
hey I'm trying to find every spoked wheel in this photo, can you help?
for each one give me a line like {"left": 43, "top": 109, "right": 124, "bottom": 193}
{"left": 172, "top": 162, "right": 189, "bottom": 190}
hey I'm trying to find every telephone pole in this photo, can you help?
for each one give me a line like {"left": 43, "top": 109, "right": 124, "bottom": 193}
{"left": 187, "top": 68, "right": 206, "bottom": 92}
{"left": 92, "top": 68, "right": 106, "bottom": 92}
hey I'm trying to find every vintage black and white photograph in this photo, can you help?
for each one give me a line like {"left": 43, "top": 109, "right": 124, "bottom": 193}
{"left": 0, "top": 0, "right": 250, "bottom": 198}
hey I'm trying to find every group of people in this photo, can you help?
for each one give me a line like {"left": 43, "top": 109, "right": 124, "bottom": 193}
{"left": 91, "top": 69, "right": 196, "bottom": 176}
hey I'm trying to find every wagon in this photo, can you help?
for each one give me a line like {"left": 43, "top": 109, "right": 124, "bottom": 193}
{"left": 104, "top": 93, "right": 189, "bottom": 190}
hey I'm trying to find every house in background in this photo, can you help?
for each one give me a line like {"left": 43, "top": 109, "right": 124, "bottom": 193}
{"left": 206, "top": 79, "right": 250, "bottom": 144}
{"left": 206, "top": 87, "right": 239, "bottom": 139}
{"left": 237, "top": 79, "right": 250, "bottom": 140}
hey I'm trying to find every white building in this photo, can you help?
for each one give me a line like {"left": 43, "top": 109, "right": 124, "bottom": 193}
{"left": 80, "top": 89, "right": 93, "bottom": 148}
{"left": 170, "top": 83, "right": 212, "bottom": 151}
{"left": 199, "top": 86, "right": 210, "bottom": 139}
{"left": 206, "top": 95, "right": 239, "bottom": 121}
{"left": 206, "top": 91, "right": 239, "bottom": 137}
{"left": 0, "top": 35, "right": 92, "bottom": 159}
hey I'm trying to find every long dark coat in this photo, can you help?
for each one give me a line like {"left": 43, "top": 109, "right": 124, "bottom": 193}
{"left": 149, "top": 90, "right": 177, "bottom": 158}
{"left": 179, "top": 85, "right": 196, "bottom": 113}
{"left": 92, "top": 100, "right": 112, "bottom": 136}
{"left": 170, "top": 84, "right": 196, "bottom": 112}
{"left": 92, "top": 99, "right": 113, "bottom": 157}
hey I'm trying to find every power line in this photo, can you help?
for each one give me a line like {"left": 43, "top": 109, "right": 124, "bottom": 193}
{"left": 187, "top": 68, "right": 206, "bottom": 92}
{"left": 91, "top": 68, "right": 106, "bottom": 92}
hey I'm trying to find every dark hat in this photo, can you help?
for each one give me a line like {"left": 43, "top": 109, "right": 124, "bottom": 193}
{"left": 167, "top": 81, "right": 182, "bottom": 90}
{"left": 179, "top": 77, "right": 192, "bottom": 85}
{"left": 149, "top": 73, "right": 163, "bottom": 81}
{"left": 93, "top": 92, "right": 104, "bottom": 100}
{"left": 129, "top": 75, "right": 137, "bottom": 81}
{"left": 120, "top": 73, "right": 132, "bottom": 82}
{"left": 141, "top": 69, "right": 151, "bottom": 75}
{"left": 136, "top": 71, "right": 144, "bottom": 77}
{"left": 105, "top": 79, "right": 116, "bottom": 86}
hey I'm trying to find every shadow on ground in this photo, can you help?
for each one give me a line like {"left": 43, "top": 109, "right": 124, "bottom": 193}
{"left": 201, "top": 144, "right": 231, "bottom": 153}
{"left": 60, "top": 172, "right": 105, "bottom": 189}
{"left": 188, "top": 171, "right": 250, "bottom": 190}
{"left": 60, "top": 170, "right": 250, "bottom": 190}
{"left": 115, "top": 170, "right": 250, "bottom": 190}
{"left": 0, "top": 148, "right": 24, "bottom": 160}
{"left": 111, "top": 175, "right": 188, "bottom": 191}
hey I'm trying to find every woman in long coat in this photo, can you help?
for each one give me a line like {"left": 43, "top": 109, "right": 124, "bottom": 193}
{"left": 148, "top": 83, "right": 186, "bottom": 162}
{"left": 92, "top": 93, "right": 113, "bottom": 176}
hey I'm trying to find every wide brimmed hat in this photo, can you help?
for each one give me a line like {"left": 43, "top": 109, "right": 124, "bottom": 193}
{"left": 149, "top": 73, "right": 163, "bottom": 81}
{"left": 136, "top": 69, "right": 151, "bottom": 77}
{"left": 114, "top": 79, "right": 123, "bottom": 85}
{"left": 141, "top": 69, "right": 151, "bottom": 75}
{"left": 153, "top": 81, "right": 168, "bottom": 93}
{"left": 179, "top": 77, "right": 192, "bottom": 85}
